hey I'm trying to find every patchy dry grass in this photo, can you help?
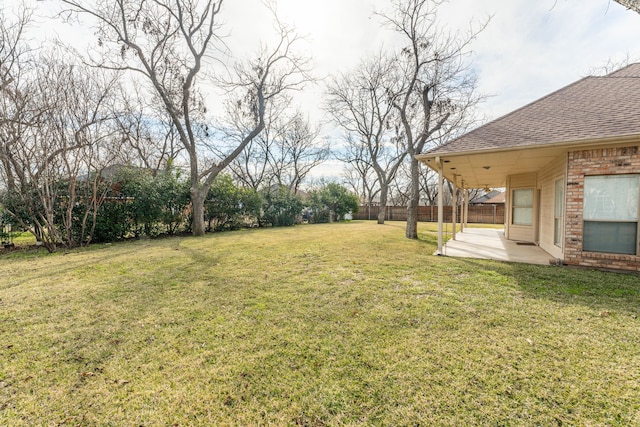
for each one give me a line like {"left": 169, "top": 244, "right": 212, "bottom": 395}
{"left": 1, "top": 221, "right": 639, "bottom": 426}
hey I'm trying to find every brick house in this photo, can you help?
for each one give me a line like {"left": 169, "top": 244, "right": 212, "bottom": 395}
{"left": 417, "top": 64, "right": 640, "bottom": 272}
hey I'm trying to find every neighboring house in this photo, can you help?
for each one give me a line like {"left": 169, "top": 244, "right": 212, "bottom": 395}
{"left": 417, "top": 64, "right": 640, "bottom": 272}
{"left": 470, "top": 190, "right": 504, "bottom": 206}
{"left": 483, "top": 191, "right": 506, "bottom": 206}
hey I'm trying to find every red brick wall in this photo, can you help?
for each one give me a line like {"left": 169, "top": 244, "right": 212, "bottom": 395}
{"left": 565, "top": 146, "right": 640, "bottom": 272}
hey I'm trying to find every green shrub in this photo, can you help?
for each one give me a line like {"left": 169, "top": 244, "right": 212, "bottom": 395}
{"left": 92, "top": 198, "right": 132, "bottom": 243}
{"left": 261, "top": 187, "right": 303, "bottom": 227}
{"left": 112, "top": 166, "right": 190, "bottom": 238}
{"left": 308, "top": 183, "right": 359, "bottom": 223}
{"left": 205, "top": 175, "right": 262, "bottom": 231}
{"left": 156, "top": 170, "right": 191, "bottom": 235}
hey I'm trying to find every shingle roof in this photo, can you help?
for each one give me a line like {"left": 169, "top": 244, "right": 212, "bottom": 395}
{"left": 470, "top": 190, "right": 502, "bottom": 204}
{"left": 484, "top": 192, "right": 505, "bottom": 204}
{"left": 423, "top": 63, "right": 640, "bottom": 155}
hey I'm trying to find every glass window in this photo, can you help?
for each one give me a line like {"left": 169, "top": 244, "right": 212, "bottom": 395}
{"left": 583, "top": 222, "right": 637, "bottom": 254}
{"left": 584, "top": 175, "right": 638, "bottom": 221}
{"left": 583, "top": 175, "right": 639, "bottom": 255}
{"left": 512, "top": 189, "right": 533, "bottom": 226}
{"left": 554, "top": 179, "right": 564, "bottom": 247}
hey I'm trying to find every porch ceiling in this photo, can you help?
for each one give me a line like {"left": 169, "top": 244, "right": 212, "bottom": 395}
{"left": 418, "top": 145, "right": 567, "bottom": 188}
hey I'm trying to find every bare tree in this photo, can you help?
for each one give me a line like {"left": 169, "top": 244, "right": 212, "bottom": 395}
{"left": 389, "top": 159, "right": 457, "bottom": 207}
{"left": 115, "top": 86, "right": 185, "bottom": 173}
{"left": 227, "top": 129, "right": 274, "bottom": 191}
{"left": 0, "top": 3, "right": 33, "bottom": 193}
{"left": 224, "top": 96, "right": 287, "bottom": 191}
{"left": 379, "top": 0, "right": 485, "bottom": 238}
{"left": 60, "top": 0, "right": 312, "bottom": 236}
{"left": 2, "top": 52, "right": 121, "bottom": 251}
{"left": 326, "top": 53, "right": 407, "bottom": 224}
{"left": 338, "top": 136, "right": 381, "bottom": 216}
{"left": 227, "top": 106, "right": 326, "bottom": 193}
{"left": 0, "top": 4, "right": 30, "bottom": 90}
{"left": 269, "top": 111, "right": 330, "bottom": 193}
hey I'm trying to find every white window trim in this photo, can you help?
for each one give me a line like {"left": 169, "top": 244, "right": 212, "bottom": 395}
{"left": 583, "top": 174, "right": 640, "bottom": 255}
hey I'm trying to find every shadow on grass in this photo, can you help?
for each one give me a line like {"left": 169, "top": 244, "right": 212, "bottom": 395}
{"left": 454, "top": 257, "right": 640, "bottom": 316}
{"left": 0, "top": 245, "right": 150, "bottom": 291}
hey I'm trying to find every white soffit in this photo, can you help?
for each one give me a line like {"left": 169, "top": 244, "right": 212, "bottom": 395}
{"left": 421, "top": 146, "right": 566, "bottom": 188}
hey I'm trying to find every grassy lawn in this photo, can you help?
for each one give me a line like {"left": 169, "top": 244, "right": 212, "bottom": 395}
{"left": 0, "top": 231, "right": 37, "bottom": 248}
{"left": 1, "top": 221, "right": 639, "bottom": 426}
{"left": 11, "top": 232, "right": 37, "bottom": 246}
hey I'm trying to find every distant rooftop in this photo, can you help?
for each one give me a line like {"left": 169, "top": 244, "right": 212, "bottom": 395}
{"left": 471, "top": 190, "right": 503, "bottom": 204}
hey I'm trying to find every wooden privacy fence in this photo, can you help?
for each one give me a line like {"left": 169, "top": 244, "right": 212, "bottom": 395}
{"left": 353, "top": 205, "right": 505, "bottom": 224}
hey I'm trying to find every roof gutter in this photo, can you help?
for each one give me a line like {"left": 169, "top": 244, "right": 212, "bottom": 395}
{"left": 415, "top": 133, "right": 640, "bottom": 162}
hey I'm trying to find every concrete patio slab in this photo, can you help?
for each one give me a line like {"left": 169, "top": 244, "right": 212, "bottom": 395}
{"left": 440, "top": 227, "right": 555, "bottom": 265}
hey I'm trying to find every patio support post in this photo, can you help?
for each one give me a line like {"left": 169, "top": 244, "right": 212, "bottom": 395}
{"left": 464, "top": 188, "right": 469, "bottom": 229}
{"left": 436, "top": 157, "right": 444, "bottom": 255}
{"left": 459, "top": 182, "right": 464, "bottom": 233}
{"left": 452, "top": 176, "right": 457, "bottom": 241}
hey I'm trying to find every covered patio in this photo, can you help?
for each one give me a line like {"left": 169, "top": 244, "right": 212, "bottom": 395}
{"left": 416, "top": 65, "right": 640, "bottom": 272}
{"left": 440, "top": 227, "right": 555, "bottom": 266}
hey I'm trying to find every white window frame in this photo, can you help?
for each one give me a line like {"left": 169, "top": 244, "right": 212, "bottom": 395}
{"left": 583, "top": 174, "right": 639, "bottom": 255}
{"left": 554, "top": 178, "right": 564, "bottom": 248}
{"left": 512, "top": 188, "right": 534, "bottom": 226}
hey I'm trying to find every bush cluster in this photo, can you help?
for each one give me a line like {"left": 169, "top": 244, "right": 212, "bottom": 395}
{"left": 92, "top": 167, "right": 191, "bottom": 242}
{"left": 1, "top": 167, "right": 359, "bottom": 249}
{"left": 94, "top": 169, "right": 274, "bottom": 240}
{"left": 205, "top": 175, "right": 263, "bottom": 231}
{"left": 307, "top": 183, "right": 360, "bottom": 223}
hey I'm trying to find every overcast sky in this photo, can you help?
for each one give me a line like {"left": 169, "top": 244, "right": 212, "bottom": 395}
{"left": 223, "top": 0, "right": 640, "bottom": 121}
{"left": 21, "top": 0, "right": 640, "bottom": 119}
{"left": 12, "top": 0, "right": 640, "bottom": 176}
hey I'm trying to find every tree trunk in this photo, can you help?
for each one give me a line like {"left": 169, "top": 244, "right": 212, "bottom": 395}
{"left": 405, "top": 157, "right": 420, "bottom": 239}
{"left": 191, "top": 188, "right": 207, "bottom": 236}
{"left": 377, "top": 183, "right": 389, "bottom": 225}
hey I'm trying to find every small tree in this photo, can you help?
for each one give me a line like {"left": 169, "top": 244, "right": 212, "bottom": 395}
{"left": 96, "top": 165, "right": 190, "bottom": 241}
{"left": 205, "top": 175, "right": 262, "bottom": 231}
{"left": 1, "top": 53, "right": 121, "bottom": 252}
{"left": 309, "top": 183, "right": 359, "bottom": 223}
{"left": 116, "top": 168, "right": 164, "bottom": 237}
{"left": 261, "top": 186, "right": 303, "bottom": 227}
{"left": 155, "top": 169, "right": 191, "bottom": 235}
{"left": 326, "top": 52, "right": 406, "bottom": 225}
{"left": 92, "top": 196, "right": 132, "bottom": 243}
{"left": 339, "top": 137, "right": 381, "bottom": 218}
